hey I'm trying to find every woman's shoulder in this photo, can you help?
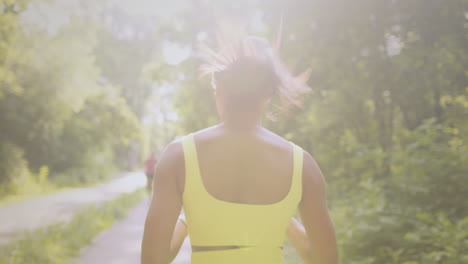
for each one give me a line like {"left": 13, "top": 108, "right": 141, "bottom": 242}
{"left": 159, "top": 135, "right": 188, "bottom": 166}
{"left": 162, "top": 126, "right": 218, "bottom": 155}
{"left": 166, "top": 126, "right": 214, "bottom": 145}
{"left": 191, "top": 125, "right": 223, "bottom": 138}
{"left": 258, "top": 127, "right": 301, "bottom": 150}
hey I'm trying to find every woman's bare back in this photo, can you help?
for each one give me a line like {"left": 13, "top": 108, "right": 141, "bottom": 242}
{"left": 181, "top": 124, "right": 295, "bottom": 205}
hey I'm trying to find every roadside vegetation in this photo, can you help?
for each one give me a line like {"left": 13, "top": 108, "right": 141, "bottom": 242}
{"left": 0, "top": 0, "right": 143, "bottom": 201}
{"left": 0, "top": 189, "right": 145, "bottom": 264}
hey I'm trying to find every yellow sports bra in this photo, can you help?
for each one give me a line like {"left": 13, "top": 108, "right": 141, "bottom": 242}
{"left": 181, "top": 133, "right": 303, "bottom": 264}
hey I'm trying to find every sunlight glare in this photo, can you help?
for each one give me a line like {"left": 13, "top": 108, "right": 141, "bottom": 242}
{"left": 162, "top": 41, "right": 192, "bottom": 65}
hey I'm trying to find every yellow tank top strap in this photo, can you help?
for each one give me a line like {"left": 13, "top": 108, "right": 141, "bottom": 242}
{"left": 181, "top": 133, "right": 204, "bottom": 200}
{"left": 288, "top": 141, "right": 303, "bottom": 203}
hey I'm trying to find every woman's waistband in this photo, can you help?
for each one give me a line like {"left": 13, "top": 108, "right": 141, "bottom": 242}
{"left": 191, "top": 246, "right": 283, "bottom": 264}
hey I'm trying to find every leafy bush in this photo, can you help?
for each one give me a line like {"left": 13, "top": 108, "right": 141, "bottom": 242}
{"left": 0, "top": 143, "right": 31, "bottom": 196}
{"left": 390, "top": 118, "right": 468, "bottom": 219}
{"left": 0, "top": 144, "right": 54, "bottom": 201}
{"left": 332, "top": 118, "right": 468, "bottom": 263}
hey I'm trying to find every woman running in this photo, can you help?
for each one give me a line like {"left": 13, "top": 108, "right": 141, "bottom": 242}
{"left": 141, "top": 33, "right": 338, "bottom": 264}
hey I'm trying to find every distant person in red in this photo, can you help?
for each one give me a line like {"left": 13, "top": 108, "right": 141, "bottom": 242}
{"left": 144, "top": 152, "right": 158, "bottom": 194}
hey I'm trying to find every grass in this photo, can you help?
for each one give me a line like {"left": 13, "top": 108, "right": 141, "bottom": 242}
{"left": 0, "top": 166, "right": 118, "bottom": 207}
{"left": 0, "top": 167, "right": 58, "bottom": 207}
{"left": 0, "top": 189, "right": 146, "bottom": 264}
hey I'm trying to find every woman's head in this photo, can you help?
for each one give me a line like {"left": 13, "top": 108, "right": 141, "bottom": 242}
{"left": 199, "top": 30, "right": 311, "bottom": 121}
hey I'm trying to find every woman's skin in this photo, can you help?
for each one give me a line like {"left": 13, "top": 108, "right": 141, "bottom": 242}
{"left": 167, "top": 219, "right": 188, "bottom": 262}
{"left": 287, "top": 217, "right": 313, "bottom": 262}
{"left": 141, "top": 87, "right": 338, "bottom": 264}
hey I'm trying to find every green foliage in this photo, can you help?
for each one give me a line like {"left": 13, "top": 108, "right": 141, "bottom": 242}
{"left": 49, "top": 93, "right": 142, "bottom": 185}
{"left": 334, "top": 199, "right": 468, "bottom": 264}
{"left": 390, "top": 118, "right": 468, "bottom": 219}
{"left": 0, "top": 0, "right": 144, "bottom": 194}
{"left": 403, "top": 213, "right": 468, "bottom": 264}
{"left": 0, "top": 189, "right": 145, "bottom": 264}
{"left": 0, "top": 159, "right": 56, "bottom": 206}
{"left": 0, "top": 143, "right": 30, "bottom": 195}
{"left": 172, "top": 60, "right": 219, "bottom": 134}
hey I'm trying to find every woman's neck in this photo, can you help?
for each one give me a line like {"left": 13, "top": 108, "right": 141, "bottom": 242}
{"left": 220, "top": 113, "right": 262, "bottom": 134}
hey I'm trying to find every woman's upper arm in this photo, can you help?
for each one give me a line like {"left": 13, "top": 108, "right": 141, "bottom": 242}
{"left": 141, "top": 140, "right": 184, "bottom": 264}
{"left": 299, "top": 151, "right": 339, "bottom": 264}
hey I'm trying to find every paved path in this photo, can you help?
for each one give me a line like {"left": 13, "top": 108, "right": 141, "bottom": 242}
{"left": 0, "top": 171, "right": 147, "bottom": 245}
{"left": 73, "top": 200, "right": 191, "bottom": 264}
